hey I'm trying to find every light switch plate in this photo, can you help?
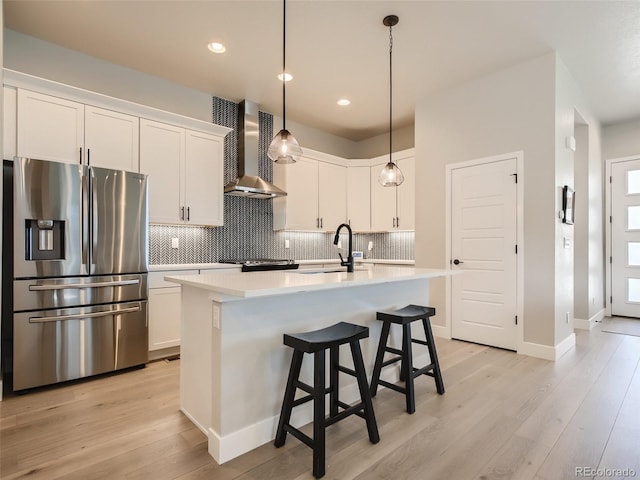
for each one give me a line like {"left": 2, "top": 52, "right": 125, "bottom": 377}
{"left": 171, "top": 238, "right": 179, "bottom": 249}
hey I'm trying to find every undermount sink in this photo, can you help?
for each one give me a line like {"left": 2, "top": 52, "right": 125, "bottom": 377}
{"left": 295, "top": 266, "right": 369, "bottom": 274}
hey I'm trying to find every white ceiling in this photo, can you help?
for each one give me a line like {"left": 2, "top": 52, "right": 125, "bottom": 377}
{"left": 4, "top": 1, "right": 640, "bottom": 141}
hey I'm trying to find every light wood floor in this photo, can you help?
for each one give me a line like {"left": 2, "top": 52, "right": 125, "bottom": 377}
{"left": 1, "top": 326, "right": 639, "bottom": 480}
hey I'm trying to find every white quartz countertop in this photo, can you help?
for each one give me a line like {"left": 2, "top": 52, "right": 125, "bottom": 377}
{"left": 150, "top": 259, "right": 413, "bottom": 271}
{"left": 165, "top": 266, "right": 454, "bottom": 300}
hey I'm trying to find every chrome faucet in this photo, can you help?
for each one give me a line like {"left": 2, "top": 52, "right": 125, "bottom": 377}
{"left": 333, "top": 223, "right": 354, "bottom": 272}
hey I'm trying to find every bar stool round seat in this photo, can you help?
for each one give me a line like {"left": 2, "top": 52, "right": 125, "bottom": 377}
{"left": 274, "top": 321, "right": 380, "bottom": 478}
{"left": 370, "top": 304, "right": 445, "bottom": 414}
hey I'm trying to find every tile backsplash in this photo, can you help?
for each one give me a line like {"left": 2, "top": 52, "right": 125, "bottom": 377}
{"left": 148, "top": 97, "right": 414, "bottom": 265}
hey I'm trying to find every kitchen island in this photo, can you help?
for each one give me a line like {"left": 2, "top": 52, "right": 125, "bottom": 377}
{"left": 165, "top": 266, "right": 455, "bottom": 464}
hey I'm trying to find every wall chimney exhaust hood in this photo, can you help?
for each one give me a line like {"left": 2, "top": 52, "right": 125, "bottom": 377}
{"left": 224, "top": 100, "right": 287, "bottom": 199}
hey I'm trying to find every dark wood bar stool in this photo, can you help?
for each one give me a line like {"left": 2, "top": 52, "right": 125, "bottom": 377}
{"left": 274, "top": 322, "right": 380, "bottom": 478}
{"left": 370, "top": 304, "right": 445, "bottom": 414}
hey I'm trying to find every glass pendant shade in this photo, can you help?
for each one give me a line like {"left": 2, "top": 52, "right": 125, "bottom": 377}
{"left": 378, "top": 160, "right": 404, "bottom": 187}
{"left": 268, "top": 128, "right": 303, "bottom": 164}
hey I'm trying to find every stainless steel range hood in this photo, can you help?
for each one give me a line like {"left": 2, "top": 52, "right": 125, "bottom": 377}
{"left": 224, "top": 100, "right": 287, "bottom": 199}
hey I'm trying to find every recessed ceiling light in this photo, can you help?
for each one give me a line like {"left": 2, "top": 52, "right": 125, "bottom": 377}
{"left": 207, "top": 42, "right": 226, "bottom": 54}
{"left": 277, "top": 72, "right": 293, "bottom": 82}
{"left": 337, "top": 98, "right": 351, "bottom": 106}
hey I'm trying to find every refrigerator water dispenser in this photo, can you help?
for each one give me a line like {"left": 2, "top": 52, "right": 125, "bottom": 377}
{"left": 25, "top": 219, "right": 65, "bottom": 260}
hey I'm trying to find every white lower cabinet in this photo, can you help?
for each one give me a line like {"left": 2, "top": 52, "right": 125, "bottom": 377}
{"left": 148, "top": 270, "right": 191, "bottom": 352}
{"left": 149, "top": 286, "right": 182, "bottom": 351}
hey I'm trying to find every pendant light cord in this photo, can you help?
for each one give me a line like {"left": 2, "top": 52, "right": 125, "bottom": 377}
{"left": 388, "top": 23, "right": 393, "bottom": 165}
{"left": 282, "top": 0, "right": 287, "bottom": 130}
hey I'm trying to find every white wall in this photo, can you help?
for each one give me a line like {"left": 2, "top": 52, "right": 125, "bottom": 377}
{"left": 555, "top": 57, "right": 603, "bottom": 336}
{"left": 602, "top": 119, "right": 640, "bottom": 161}
{"left": 573, "top": 122, "right": 589, "bottom": 321}
{"left": 354, "top": 124, "right": 415, "bottom": 159}
{"left": 415, "top": 52, "right": 557, "bottom": 346}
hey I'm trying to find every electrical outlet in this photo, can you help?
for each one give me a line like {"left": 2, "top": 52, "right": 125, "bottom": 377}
{"left": 285, "top": 239, "right": 290, "bottom": 249}
{"left": 171, "top": 237, "right": 179, "bottom": 249}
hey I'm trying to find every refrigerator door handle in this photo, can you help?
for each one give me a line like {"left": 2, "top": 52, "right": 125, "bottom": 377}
{"left": 29, "top": 279, "right": 140, "bottom": 291}
{"left": 92, "top": 173, "right": 98, "bottom": 266}
{"left": 29, "top": 305, "right": 141, "bottom": 323}
{"left": 81, "top": 172, "right": 90, "bottom": 266}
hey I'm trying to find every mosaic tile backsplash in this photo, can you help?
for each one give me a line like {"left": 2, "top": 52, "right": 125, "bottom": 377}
{"left": 148, "top": 97, "right": 414, "bottom": 265}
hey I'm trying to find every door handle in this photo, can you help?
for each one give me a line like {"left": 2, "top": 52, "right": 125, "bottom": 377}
{"left": 452, "top": 259, "right": 464, "bottom": 265}
{"left": 29, "top": 279, "right": 140, "bottom": 291}
{"left": 29, "top": 305, "right": 141, "bottom": 323}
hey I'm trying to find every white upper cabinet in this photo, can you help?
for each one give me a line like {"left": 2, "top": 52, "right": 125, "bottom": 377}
{"left": 139, "top": 119, "right": 184, "bottom": 224}
{"left": 140, "top": 119, "right": 224, "bottom": 227}
{"left": 16, "top": 89, "right": 139, "bottom": 171}
{"left": 370, "top": 155, "right": 415, "bottom": 231}
{"left": 370, "top": 162, "right": 398, "bottom": 231}
{"left": 184, "top": 129, "right": 224, "bottom": 226}
{"left": 347, "top": 166, "right": 371, "bottom": 231}
{"left": 84, "top": 105, "right": 139, "bottom": 171}
{"left": 273, "top": 155, "right": 346, "bottom": 231}
{"left": 396, "top": 157, "right": 415, "bottom": 230}
{"left": 318, "top": 161, "right": 347, "bottom": 231}
{"left": 273, "top": 156, "right": 319, "bottom": 230}
{"left": 17, "top": 89, "right": 84, "bottom": 164}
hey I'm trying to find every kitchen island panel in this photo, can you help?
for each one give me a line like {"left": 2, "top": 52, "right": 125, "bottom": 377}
{"left": 177, "top": 275, "right": 434, "bottom": 464}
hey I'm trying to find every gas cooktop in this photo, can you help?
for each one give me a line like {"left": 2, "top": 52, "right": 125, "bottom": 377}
{"left": 219, "top": 259, "right": 299, "bottom": 272}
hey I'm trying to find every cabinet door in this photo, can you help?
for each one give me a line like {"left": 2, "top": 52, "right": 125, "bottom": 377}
{"left": 184, "top": 130, "right": 224, "bottom": 226}
{"left": 17, "top": 89, "right": 84, "bottom": 164}
{"left": 149, "top": 286, "right": 182, "bottom": 351}
{"left": 370, "top": 162, "right": 397, "bottom": 231}
{"left": 347, "top": 166, "right": 371, "bottom": 231}
{"left": 3, "top": 86, "right": 17, "bottom": 160}
{"left": 318, "top": 162, "right": 347, "bottom": 231}
{"left": 139, "top": 119, "right": 184, "bottom": 224}
{"left": 396, "top": 157, "right": 415, "bottom": 230}
{"left": 85, "top": 105, "right": 139, "bottom": 172}
{"left": 273, "top": 157, "right": 319, "bottom": 230}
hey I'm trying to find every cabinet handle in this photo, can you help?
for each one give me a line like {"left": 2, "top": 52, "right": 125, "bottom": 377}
{"left": 187, "top": 206, "right": 190, "bottom": 221}
{"left": 181, "top": 206, "right": 185, "bottom": 221}
{"left": 87, "top": 148, "right": 91, "bottom": 166}
{"left": 396, "top": 217, "right": 399, "bottom": 228}
{"left": 79, "top": 147, "right": 83, "bottom": 164}
{"left": 320, "top": 217, "right": 323, "bottom": 229}
{"left": 392, "top": 217, "right": 396, "bottom": 228}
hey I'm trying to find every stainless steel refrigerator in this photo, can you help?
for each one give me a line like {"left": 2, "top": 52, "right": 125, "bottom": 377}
{"left": 2, "top": 157, "right": 149, "bottom": 392}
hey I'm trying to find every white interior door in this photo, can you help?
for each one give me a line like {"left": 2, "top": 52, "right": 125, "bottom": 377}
{"left": 611, "top": 159, "right": 640, "bottom": 317}
{"left": 451, "top": 157, "right": 518, "bottom": 350}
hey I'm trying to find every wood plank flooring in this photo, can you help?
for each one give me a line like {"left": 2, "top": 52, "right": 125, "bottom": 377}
{"left": 1, "top": 326, "right": 639, "bottom": 480}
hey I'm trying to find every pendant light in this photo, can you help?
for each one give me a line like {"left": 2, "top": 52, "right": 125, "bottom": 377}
{"left": 268, "top": 0, "right": 302, "bottom": 164}
{"left": 378, "top": 15, "right": 404, "bottom": 187}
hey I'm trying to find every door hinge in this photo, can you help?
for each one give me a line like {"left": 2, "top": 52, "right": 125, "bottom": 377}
{"left": 515, "top": 244, "right": 518, "bottom": 254}
{"left": 610, "top": 175, "right": 612, "bottom": 183}
{"left": 610, "top": 295, "right": 613, "bottom": 304}
{"left": 610, "top": 256, "right": 612, "bottom": 264}
{"left": 515, "top": 315, "right": 518, "bottom": 325}
{"left": 610, "top": 215, "right": 612, "bottom": 223}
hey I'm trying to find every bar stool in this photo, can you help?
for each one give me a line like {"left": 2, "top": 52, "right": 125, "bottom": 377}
{"left": 370, "top": 304, "right": 445, "bottom": 414}
{"left": 274, "top": 322, "right": 380, "bottom": 478}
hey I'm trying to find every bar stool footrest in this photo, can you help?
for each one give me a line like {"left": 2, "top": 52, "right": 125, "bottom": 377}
{"left": 378, "top": 379, "right": 407, "bottom": 394}
{"left": 284, "top": 425, "right": 314, "bottom": 449}
{"left": 412, "top": 363, "right": 436, "bottom": 378}
{"left": 385, "top": 346, "right": 403, "bottom": 356}
{"left": 292, "top": 394, "right": 313, "bottom": 408}
{"left": 335, "top": 364, "right": 356, "bottom": 377}
{"left": 381, "top": 356, "right": 402, "bottom": 368}
{"left": 411, "top": 338, "right": 429, "bottom": 346}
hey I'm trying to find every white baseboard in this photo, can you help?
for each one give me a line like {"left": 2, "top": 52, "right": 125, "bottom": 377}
{"left": 431, "top": 324, "right": 451, "bottom": 339}
{"left": 208, "top": 382, "right": 365, "bottom": 464}
{"left": 518, "top": 333, "right": 575, "bottom": 361}
{"left": 573, "top": 308, "right": 605, "bottom": 330}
